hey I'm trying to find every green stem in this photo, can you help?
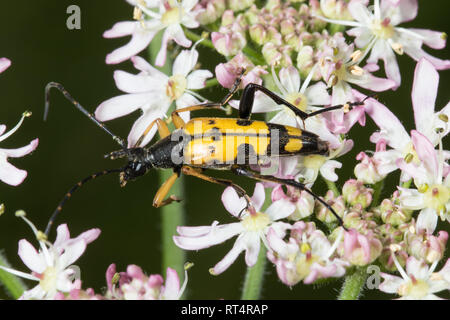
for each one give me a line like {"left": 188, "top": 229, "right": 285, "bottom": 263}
{"left": 240, "top": 188, "right": 271, "bottom": 300}
{"left": 203, "top": 78, "right": 219, "bottom": 89}
{"left": 338, "top": 266, "right": 368, "bottom": 300}
{"left": 148, "top": 31, "right": 186, "bottom": 292}
{"left": 370, "top": 179, "right": 385, "bottom": 208}
{"left": 160, "top": 171, "right": 186, "bottom": 279}
{"left": 323, "top": 177, "right": 340, "bottom": 197}
{"left": 242, "top": 45, "right": 266, "bottom": 66}
{"left": 401, "top": 179, "right": 412, "bottom": 189}
{"left": 241, "top": 245, "right": 267, "bottom": 300}
{"left": 0, "top": 251, "right": 27, "bottom": 299}
{"left": 184, "top": 29, "right": 215, "bottom": 49}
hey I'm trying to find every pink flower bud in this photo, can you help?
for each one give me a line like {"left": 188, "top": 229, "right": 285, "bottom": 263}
{"left": 249, "top": 24, "right": 267, "bottom": 45}
{"left": 354, "top": 152, "right": 386, "bottom": 184}
{"left": 211, "top": 31, "right": 246, "bottom": 57}
{"left": 407, "top": 230, "right": 448, "bottom": 264}
{"left": 341, "top": 229, "right": 382, "bottom": 266}
{"left": 195, "top": 0, "right": 226, "bottom": 25}
{"left": 229, "top": 0, "right": 255, "bottom": 12}
{"left": 215, "top": 53, "right": 267, "bottom": 89}
{"left": 315, "top": 190, "right": 346, "bottom": 223}
{"left": 374, "top": 197, "right": 412, "bottom": 226}
{"left": 342, "top": 179, "right": 373, "bottom": 209}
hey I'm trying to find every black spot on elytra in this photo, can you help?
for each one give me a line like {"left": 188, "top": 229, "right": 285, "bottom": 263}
{"left": 236, "top": 119, "right": 254, "bottom": 126}
{"left": 208, "top": 119, "right": 216, "bottom": 125}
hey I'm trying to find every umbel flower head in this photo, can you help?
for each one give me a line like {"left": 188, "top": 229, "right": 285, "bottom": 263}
{"left": 96, "top": 43, "right": 212, "bottom": 147}
{"left": 0, "top": 59, "right": 38, "bottom": 186}
{"left": 0, "top": 111, "right": 38, "bottom": 186}
{"left": 174, "top": 183, "right": 296, "bottom": 275}
{"left": 105, "top": 263, "right": 190, "bottom": 300}
{"left": 315, "top": 0, "right": 450, "bottom": 87}
{"left": 379, "top": 250, "right": 450, "bottom": 300}
{"left": 104, "top": 0, "right": 202, "bottom": 66}
{"left": 0, "top": 211, "right": 100, "bottom": 299}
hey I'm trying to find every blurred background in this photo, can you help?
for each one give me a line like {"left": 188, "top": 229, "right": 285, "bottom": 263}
{"left": 0, "top": 0, "right": 448, "bottom": 299}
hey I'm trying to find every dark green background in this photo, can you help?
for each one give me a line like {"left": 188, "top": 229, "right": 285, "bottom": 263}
{"left": 0, "top": 1, "right": 448, "bottom": 299}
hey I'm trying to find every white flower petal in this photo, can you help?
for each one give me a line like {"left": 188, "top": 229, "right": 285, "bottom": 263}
{"left": 211, "top": 235, "right": 246, "bottom": 275}
{"left": 304, "top": 82, "right": 331, "bottom": 106}
{"left": 0, "top": 58, "right": 11, "bottom": 73}
{"left": 222, "top": 186, "right": 248, "bottom": 217}
{"left": 244, "top": 233, "right": 261, "bottom": 267}
{"left": 398, "top": 187, "right": 425, "bottom": 210}
{"left": 106, "top": 27, "right": 157, "bottom": 64}
{"left": 379, "top": 273, "right": 404, "bottom": 294}
{"left": 266, "top": 198, "right": 296, "bottom": 221}
{"left": 114, "top": 70, "right": 165, "bottom": 94}
{"left": 0, "top": 156, "right": 28, "bottom": 186}
{"left": 416, "top": 207, "right": 438, "bottom": 234}
{"left": 162, "top": 267, "right": 180, "bottom": 299}
{"left": 279, "top": 67, "right": 300, "bottom": 94}
{"left": 250, "top": 183, "right": 266, "bottom": 212}
{"left": 173, "top": 222, "right": 243, "bottom": 250}
{"left": 348, "top": 1, "right": 372, "bottom": 24}
{"left": 2, "top": 138, "right": 38, "bottom": 158}
{"left": 173, "top": 48, "right": 198, "bottom": 77}
{"left": 59, "top": 240, "right": 87, "bottom": 269}
{"left": 364, "top": 98, "right": 410, "bottom": 150}
{"left": 103, "top": 21, "right": 138, "bottom": 38}
{"left": 320, "top": 160, "right": 342, "bottom": 182}
{"left": 411, "top": 130, "right": 438, "bottom": 181}
{"left": 412, "top": 59, "right": 438, "bottom": 138}
{"left": 18, "top": 240, "right": 46, "bottom": 274}
{"left": 95, "top": 93, "right": 159, "bottom": 122}
{"left": 187, "top": 70, "right": 213, "bottom": 90}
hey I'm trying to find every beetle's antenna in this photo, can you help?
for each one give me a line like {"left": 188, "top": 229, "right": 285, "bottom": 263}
{"left": 45, "top": 82, "right": 127, "bottom": 149}
{"left": 301, "top": 187, "right": 346, "bottom": 229}
{"left": 44, "top": 168, "right": 123, "bottom": 236}
{"left": 305, "top": 93, "right": 378, "bottom": 119}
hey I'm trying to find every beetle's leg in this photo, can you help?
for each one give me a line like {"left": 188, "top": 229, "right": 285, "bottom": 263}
{"left": 238, "top": 83, "right": 367, "bottom": 122}
{"left": 134, "top": 118, "right": 171, "bottom": 148}
{"left": 171, "top": 70, "right": 246, "bottom": 128}
{"left": 231, "top": 165, "right": 345, "bottom": 227}
{"left": 171, "top": 103, "right": 225, "bottom": 129}
{"left": 153, "top": 171, "right": 182, "bottom": 207}
{"left": 45, "top": 82, "right": 126, "bottom": 148}
{"left": 181, "top": 166, "right": 253, "bottom": 210}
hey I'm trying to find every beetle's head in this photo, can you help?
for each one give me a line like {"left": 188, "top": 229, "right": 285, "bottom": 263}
{"left": 105, "top": 147, "right": 152, "bottom": 187}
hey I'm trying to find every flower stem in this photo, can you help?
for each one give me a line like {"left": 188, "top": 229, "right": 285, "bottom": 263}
{"left": 370, "top": 179, "right": 385, "bottom": 208}
{"left": 159, "top": 170, "right": 186, "bottom": 278}
{"left": 241, "top": 188, "right": 271, "bottom": 300}
{"left": 241, "top": 245, "right": 267, "bottom": 300}
{"left": 0, "top": 251, "right": 27, "bottom": 299}
{"left": 203, "top": 78, "right": 219, "bottom": 89}
{"left": 323, "top": 177, "right": 340, "bottom": 196}
{"left": 401, "top": 179, "right": 412, "bottom": 189}
{"left": 338, "top": 266, "right": 368, "bottom": 300}
{"left": 148, "top": 32, "right": 186, "bottom": 291}
{"left": 184, "top": 29, "right": 215, "bottom": 49}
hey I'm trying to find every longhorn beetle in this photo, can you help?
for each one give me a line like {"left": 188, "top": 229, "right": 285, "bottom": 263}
{"left": 44, "top": 72, "right": 367, "bottom": 235}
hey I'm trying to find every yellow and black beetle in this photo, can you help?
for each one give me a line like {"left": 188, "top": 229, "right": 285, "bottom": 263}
{"left": 44, "top": 74, "right": 366, "bottom": 235}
